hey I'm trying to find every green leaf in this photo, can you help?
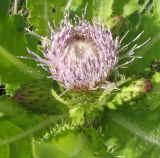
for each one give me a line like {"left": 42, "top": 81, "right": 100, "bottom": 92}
{"left": 70, "top": 0, "right": 93, "bottom": 23}
{"left": 93, "top": 0, "right": 114, "bottom": 22}
{"left": 0, "top": 120, "right": 32, "bottom": 158}
{"left": 70, "top": 0, "right": 83, "bottom": 11}
{"left": 117, "top": 0, "right": 160, "bottom": 75}
{"left": 0, "top": 144, "right": 9, "bottom": 158}
{"left": 123, "top": 13, "right": 160, "bottom": 74}
{"left": 123, "top": 0, "right": 140, "bottom": 17}
{"left": 0, "top": 96, "right": 45, "bottom": 138}
{"left": 104, "top": 108, "right": 160, "bottom": 157}
{"left": 112, "top": 0, "right": 141, "bottom": 17}
{"left": 26, "top": 0, "right": 68, "bottom": 36}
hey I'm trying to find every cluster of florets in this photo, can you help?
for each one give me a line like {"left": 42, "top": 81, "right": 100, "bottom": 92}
{"left": 26, "top": 12, "right": 149, "bottom": 91}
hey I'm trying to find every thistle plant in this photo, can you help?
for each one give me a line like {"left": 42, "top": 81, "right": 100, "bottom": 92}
{"left": 1, "top": 1, "right": 160, "bottom": 158}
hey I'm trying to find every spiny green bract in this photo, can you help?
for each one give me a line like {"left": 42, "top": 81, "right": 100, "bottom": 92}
{"left": 13, "top": 78, "right": 67, "bottom": 114}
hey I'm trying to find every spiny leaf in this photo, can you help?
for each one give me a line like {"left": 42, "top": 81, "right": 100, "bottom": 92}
{"left": 33, "top": 128, "right": 112, "bottom": 158}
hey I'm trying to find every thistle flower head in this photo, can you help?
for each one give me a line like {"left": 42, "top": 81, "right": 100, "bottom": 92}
{"left": 27, "top": 12, "right": 149, "bottom": 91}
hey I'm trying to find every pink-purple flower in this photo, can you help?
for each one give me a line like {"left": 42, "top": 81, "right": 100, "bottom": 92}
{"left": 26, "top": 13, "right": 149, "bottom": 91}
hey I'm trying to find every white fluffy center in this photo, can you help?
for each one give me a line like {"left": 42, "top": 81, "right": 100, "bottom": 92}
{"left": 67, "top": 40, "right": 98, "bottom": 61}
